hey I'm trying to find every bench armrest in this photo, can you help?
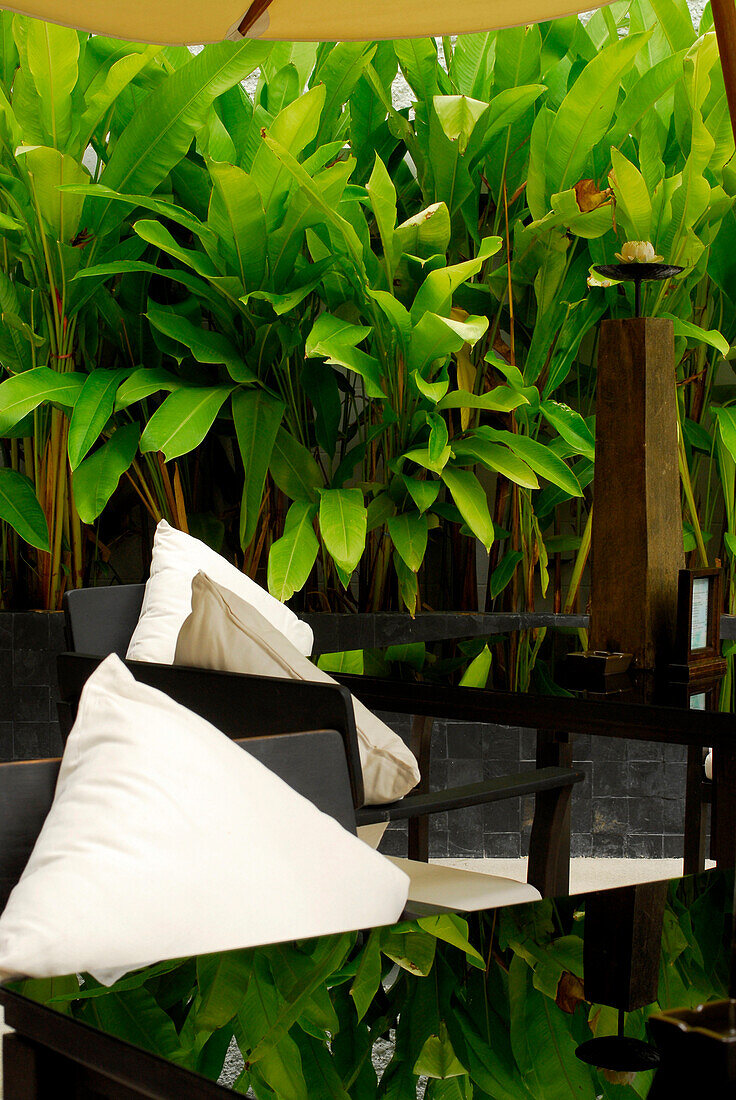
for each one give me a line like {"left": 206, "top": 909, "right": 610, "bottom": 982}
{"left": 356, "top": 766, "right": 585, "bottom": 824}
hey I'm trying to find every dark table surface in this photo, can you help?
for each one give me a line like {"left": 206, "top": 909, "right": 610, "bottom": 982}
{"left": 2, "top": 867, "right": 733, "bottom": 1098}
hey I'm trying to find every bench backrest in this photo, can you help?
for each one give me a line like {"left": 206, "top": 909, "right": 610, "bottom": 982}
{"left": 63, "top": 584, "right": 145, "bottom": 656}
{"left": 0, "top": 725, "right": 356, "bottom": 916}
{"left": 57, "top": 653, "right": 365, "bottom": 809}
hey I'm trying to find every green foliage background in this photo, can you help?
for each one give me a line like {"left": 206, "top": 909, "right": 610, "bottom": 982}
{"left": 12, "top": 872, "right": 731, "bottom": 1098}
{"left": 0, "top": 0, "right": 735, "bottom": 668}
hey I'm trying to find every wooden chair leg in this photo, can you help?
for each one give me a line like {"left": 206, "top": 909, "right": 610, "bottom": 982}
{"left": 407, "top": 715, "right": 433, "bottom": 862}
{"left": 527, "top": 729, "right": 573, "bottom": 897}
{"left": 684, "top": 744, "right": 707, "bottom": 876}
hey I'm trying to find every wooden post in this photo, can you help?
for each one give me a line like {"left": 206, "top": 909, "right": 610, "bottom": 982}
{"left": 527, "top": 729, "right": 573, "bottom": 897}
{"left": 590, "top": 318, "right": 684, "bottom": 669}
{"left": 407, "top": 714, "right": 433, "bottom": 862}
{"left": 712, "top": 0, "right": 736, "bottom": 149}
{"left": 584, "top": 881, "right": 669, "bottom": 1011}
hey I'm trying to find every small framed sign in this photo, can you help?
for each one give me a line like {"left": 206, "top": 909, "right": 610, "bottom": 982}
{"left": 670, "top": 567, "right": 726, "bottom": 681}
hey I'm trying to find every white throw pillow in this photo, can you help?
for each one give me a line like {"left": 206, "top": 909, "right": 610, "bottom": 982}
{"left": 175, "top": 572, "right": 421, "bottom": 806}
{"left": 127, "top": 520, "right": 313, "bottom": 663}
{"left": 0, "top": 655, "right": 409, "bottom": 984}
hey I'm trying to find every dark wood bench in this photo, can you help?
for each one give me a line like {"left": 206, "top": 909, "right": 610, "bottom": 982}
{"left": 63, "top": 586, "right": 584, "bottom": 897}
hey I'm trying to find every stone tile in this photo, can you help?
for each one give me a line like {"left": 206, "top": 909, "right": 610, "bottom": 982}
{"left": 0, "top": 615, "right": 12, "bottom": 650}
{"left": 629, "top": 739, "right": 665, "bottom": 762}
{"left": 0, "top": 652, "right": 12, "bottom": 710}
{"left": 593, "top": 797, "right": 628, "bottom": 834}
{"left": 446, "top": 723, "right": 482, "bottom": 760}
{"left": 483, "top": 726, "right": 520, "bottom": 762}
{"left": 663, "top": 743, "right": 688, "bottom": 764}
{"left": 0, "top": 722, "right": 12, "bottom": 761}
{"left": 13, "top": 612, "right": 49, "bottom": 649}
{"left": 663, "top": 834, "right": 685, "bottom": 859}
{"left": 48, "top": 613, "right": 66, "bottom": 648}
{"left": 446, "top": 806, "right": 484, "bottom": 856}
{"left": 13, "top": 687, "right": 51, "bottom": 723}
{"left": 572, "top": 734, "right": 592, "bottom": 760}
{"left": 430, "top": 725, "right": 447, "bottom": 760}
{"left": 628, "top": 798, "right": 664, "bottom": 834}
{"left": 13, "top": 723, "right": 51, "bottom": 760}
{"left": 429, "top": 831, "right": 449, "bottom": 858}
{"left": 593, "top": 738, "right": 628, "bottom": 762}
{"left": 519, "top": 728, "right": 537, "bottom": 760}
{"left": 592, "top": 762, "right": 629, "bottom": 798}
{"left": 47, "top": 725, "right": 63, "bottom": 757}
{"left": 482, "top": 832, "right": 521, "bottom": 858}
{"left": 628, "top": 762, "right": 667, "bottom": 799}
{"left": 13, "top": 647, "right": 50, "bottom": 687}
{"left": 430, "top": 759, "right": 448, "bottom": 789}
{"left": 379, "top": 830, "right": 407, "bottom": 858}
{"left": 571, "top": 834, "right": 593, "bottom": 856}
{"left": 625, "top": 834, "right": 664, "bottom": 859}
{"left": 664, "top": 762, "right": 687, "bottom": 795}
{"left": 664, "top": 799, "right": 686, "bottom": 834}
{"left": 571, "top": 796, "right": 592, "bottom": 834}
{"left": 591, "top": 833, "right": 625, "bottom": 857}
{"left": 429, "top": 812, "right": 448, "bottom": 834}
{"left": 483, "top": 798, "right": 520, "bottom": 834}
{"left": 448, "top": 758, "right": 484, "bottom": 785}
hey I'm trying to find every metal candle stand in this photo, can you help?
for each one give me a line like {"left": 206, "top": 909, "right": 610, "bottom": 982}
{"left": 593, "top": 262, "right": 684, "bottom": 318}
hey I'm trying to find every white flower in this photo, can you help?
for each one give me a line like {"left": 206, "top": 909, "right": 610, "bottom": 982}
{"left": 614, "top": 240, "right": 663, "bottom": 263}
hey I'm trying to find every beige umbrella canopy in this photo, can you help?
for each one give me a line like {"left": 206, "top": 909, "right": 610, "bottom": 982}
{"left": 0, "top": 0, "right": 616, "bottom": 43}
{"left": 3, "top": 0, "right": 736, "bottom": 141}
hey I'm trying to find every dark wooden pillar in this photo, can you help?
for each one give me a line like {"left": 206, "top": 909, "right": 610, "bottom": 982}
{"left": 527, "top": 729, "right": 573, "bottom": 897}
{"left": 584, "top": 881, "right": 668, "bottom": 1011}
{"left": 590, "top": 318, "right": 684, "bottom": 668}
{"left": 407, "top": 714, "right": 433, "bottom": 862}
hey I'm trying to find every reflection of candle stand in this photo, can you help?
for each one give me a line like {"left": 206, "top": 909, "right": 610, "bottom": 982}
{"left": 576, "top": 883, "right": 666, "bottom": 1076}
{"left": 588, "top": 263, "right": 685, "bottom": 671}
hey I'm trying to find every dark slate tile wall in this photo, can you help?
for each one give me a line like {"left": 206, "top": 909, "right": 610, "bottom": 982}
{"left": 376, "top": 712, "right": 691, "bottom": 859}
{"left": 0, "top": 612, "right": 65, "bottom": 761}
{"left": 0, "top": 615, "right": 694, "bottom": 859}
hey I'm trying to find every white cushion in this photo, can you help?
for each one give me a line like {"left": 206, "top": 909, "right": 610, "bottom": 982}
{"left": 388, "top": 858, "right": 540, "bottom": 911}
{"left": 0, "top": 655, "right": 409, "bottom": 985}
{"left": 705, "top": 750, "right": 713, "bottom": 780}
{"left": 127, "top": 520, "right": 313, "bottom": 664}
{"left": 174, "top": 572, "right": 421, "bottom": 805}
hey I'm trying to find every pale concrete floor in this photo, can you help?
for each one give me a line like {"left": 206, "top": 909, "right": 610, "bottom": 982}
{"left": 435, "top": 855, "right": 715, "bottom": 893}
{"left": 0, "top": 857, "right": 714, "bottom": 1097}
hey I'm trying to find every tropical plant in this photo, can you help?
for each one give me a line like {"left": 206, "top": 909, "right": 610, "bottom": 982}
{"left": 11, "top": 869, "right": 731, "bottom": 1098}
{"left": 1, "top": 0, "right": 736, "bottom": 666}
{"left": 0, "top": 16, "right": 269, "bottom": 607}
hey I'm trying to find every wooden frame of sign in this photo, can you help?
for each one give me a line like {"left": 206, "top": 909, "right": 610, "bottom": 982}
{"left": 669, "top": 567, "right": 727, "bottom": 682}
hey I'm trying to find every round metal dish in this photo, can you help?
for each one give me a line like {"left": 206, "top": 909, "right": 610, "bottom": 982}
{"left": 576, "top": 1035, "right": 661, "bottom": 1072}
{"left": 592, "top": 263, "right": 684, "bottom": 316}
